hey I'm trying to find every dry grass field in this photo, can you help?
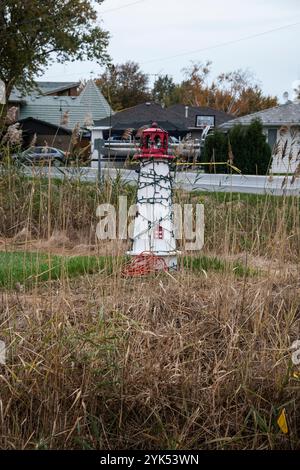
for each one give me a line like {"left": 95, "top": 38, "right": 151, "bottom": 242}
{"left": 0, "top": 164, "right": 300, "bottom": 449}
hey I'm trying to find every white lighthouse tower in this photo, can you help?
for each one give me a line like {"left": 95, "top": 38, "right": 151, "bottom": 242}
{"left": 125, "top": 123, "right": 178, "bottom": 275}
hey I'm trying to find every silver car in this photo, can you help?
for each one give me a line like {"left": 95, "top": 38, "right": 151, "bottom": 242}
{"left": 14, "top": 146, "right": 66, "bottom": 166}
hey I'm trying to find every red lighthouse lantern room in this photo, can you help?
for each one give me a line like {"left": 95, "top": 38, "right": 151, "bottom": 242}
{"left": 135, "top": 122, "right": 175, "bottom": 160}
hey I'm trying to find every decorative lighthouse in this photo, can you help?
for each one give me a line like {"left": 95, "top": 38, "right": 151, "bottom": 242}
{"left": 125, "top": 123, "right": 178, "bottom": 275}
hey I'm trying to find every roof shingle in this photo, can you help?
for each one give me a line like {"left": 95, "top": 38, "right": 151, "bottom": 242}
{"left": 220, "top": 102, "right": 300, "bottom": 129}
{"left": 94, "top": 102, "right": 188, "bottom": 131}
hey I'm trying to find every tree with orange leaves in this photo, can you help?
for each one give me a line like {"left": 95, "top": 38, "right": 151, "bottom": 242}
{"left": 175, "top": 62, "right": 278, "bottom": 117}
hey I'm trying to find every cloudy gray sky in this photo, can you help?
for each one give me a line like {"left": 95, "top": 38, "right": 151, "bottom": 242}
{"left": 42, "top": 0, "right": 300, "bottom": 101}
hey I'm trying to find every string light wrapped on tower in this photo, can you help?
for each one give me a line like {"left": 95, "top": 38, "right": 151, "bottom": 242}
{"left": 123, "top": 122, "right": 179, "bottom": 276}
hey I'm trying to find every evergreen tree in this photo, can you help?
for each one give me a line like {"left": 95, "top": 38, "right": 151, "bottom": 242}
{"left": 203, "top": 119, "right": 271, "bottom": 175}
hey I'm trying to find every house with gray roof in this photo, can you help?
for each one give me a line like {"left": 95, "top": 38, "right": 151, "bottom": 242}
{"left": 219, "top": 101, "right": 300, "bottom": 174}
{"left": 94, "top": 102, "right": 186, "bottom": 138}
{"left": 8, "top": 80, "right": 112, "bottom": 151}
{"left": 9, "top": 82, "right": 80, "bottom": 108}
{"left": 13, "top": 80, "right": 112, "bottom": 130}
{"left": 94, "top": 102, "right": 233, "bottom": 140}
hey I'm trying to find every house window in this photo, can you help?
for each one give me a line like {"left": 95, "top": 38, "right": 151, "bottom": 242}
{"left": 195, "top": 115, "right": 215, "bottom": 128}
{"left": 267, "top": 129, "right": 278, "bottom": 150}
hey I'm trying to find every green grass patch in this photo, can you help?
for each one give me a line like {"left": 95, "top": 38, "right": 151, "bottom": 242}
{"left": 0, "top": 252, "right": 115, "bottom": 289}
{"left": 0, "top": 251, "right": 257, "bottom": 290}
{"left": 183, "top": 254, "right": 257, "bottom": 277}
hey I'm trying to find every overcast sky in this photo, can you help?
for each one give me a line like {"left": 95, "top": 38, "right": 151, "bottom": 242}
{"left": 41, "top": 0, "right": 300, "bottom": 101}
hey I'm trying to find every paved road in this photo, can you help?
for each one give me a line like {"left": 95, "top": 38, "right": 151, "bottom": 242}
{"left": 21, "top": 166, "right": 300, "bottom": 196}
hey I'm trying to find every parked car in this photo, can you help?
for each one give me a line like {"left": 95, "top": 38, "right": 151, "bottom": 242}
{"left": 13, "top": 146, "right": 66, "bottom": 166}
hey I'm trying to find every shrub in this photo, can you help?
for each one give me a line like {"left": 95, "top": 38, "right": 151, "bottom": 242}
{"left": 203, "top": 119, "right": 272, "bottom": 175}
{"left": 202, "top": 129, "right": 228, "bottom": 167}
